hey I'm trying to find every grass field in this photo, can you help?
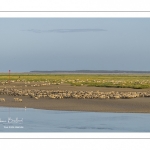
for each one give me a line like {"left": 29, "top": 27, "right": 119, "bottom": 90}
{"left": 0, "top": 74, "right": 150, "bottom": 89}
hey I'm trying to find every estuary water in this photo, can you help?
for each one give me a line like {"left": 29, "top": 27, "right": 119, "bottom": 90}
{"left": 0, "top": 107, "right": 150, "bottom": 132}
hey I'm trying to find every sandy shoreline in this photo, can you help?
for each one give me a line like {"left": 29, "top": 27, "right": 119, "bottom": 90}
{"left": 0, "top": 95, "right": 150, "bottom": 113}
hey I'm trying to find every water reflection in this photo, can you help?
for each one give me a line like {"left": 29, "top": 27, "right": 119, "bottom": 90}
{"left": 0, "top": 107, "right": 150, "bottom": 132}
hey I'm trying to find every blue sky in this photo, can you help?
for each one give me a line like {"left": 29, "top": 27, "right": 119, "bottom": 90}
{"left": 0, "top": 18, "right": 150, "bottom": 72}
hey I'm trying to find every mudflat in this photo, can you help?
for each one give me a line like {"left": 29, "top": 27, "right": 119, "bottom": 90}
{"left": 0, "top": 95, "right": 150, "bottom": 113}
{"left": 0, "top": 83, "right": 150, "bottom": 113}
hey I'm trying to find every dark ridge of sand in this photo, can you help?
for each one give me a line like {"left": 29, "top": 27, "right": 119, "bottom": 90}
{"left": 30, "top": 70, "right": 150, "bottom": 73}
{"left": 0, "top": 95, "right": 150, "bottom": 113}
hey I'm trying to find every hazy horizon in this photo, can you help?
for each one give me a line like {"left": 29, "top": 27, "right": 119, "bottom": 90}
{"left": 1, "top": 18, "right": 150, "bottom": 72}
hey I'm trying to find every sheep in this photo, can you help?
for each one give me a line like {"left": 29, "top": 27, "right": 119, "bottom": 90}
{"left": 14, "top": 98, "right": 19, "bottom": 101}
{"left": 14, "top": 98, "right": 22, "bottom": 102}
{"left": 0, "top": 98, "right": 5, "bottom": 102}
{"left": 34, "top": 97, "right": 39, "bottom": 100}
{"left": 18, "top": 99, "right": 22, "bottom": 102}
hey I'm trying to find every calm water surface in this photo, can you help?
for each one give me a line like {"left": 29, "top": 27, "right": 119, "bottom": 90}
{"left": 0, "top": 107, "right": 150, "bottom": 132}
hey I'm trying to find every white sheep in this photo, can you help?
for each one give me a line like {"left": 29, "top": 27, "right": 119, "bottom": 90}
{"left": 18, "top": 99, "right": 22, "bottom": 102}
{"left": 14, "top": 98, "right": 22, "bottom": 102}
{"left": 0, "top": 98, "right": 5, "bottom": 102}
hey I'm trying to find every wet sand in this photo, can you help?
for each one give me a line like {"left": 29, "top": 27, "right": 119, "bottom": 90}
{"left": 0, "top": 84, "right": 150, "bottom": 113}
{"left": 0, "top": 95, "right": 150, "bottom": 113}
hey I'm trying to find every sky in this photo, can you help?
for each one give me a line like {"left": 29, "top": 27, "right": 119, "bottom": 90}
{"left": 0, "top": 18, "right": 150, "bottom": 72}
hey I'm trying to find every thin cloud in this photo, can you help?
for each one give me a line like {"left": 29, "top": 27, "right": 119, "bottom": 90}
{"left": 22, "top": 29, "right": 107, "bottom": 33}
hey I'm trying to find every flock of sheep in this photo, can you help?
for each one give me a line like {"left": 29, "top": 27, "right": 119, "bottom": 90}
{"left": 0, "top": 88, "right": 150, "bottom": 101}
{"left": 0, "top": 78, "right": 150, "bottom": 102}
{"left": 0, "top": 79, "right": 61, "bottom": 88}
{"left": 1, "top": 78, "right": 150, "bottom": 88}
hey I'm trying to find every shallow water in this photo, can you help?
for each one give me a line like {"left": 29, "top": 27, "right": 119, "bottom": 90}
{"left": 0, "top": 107, "right": 150, "bottom": 132}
